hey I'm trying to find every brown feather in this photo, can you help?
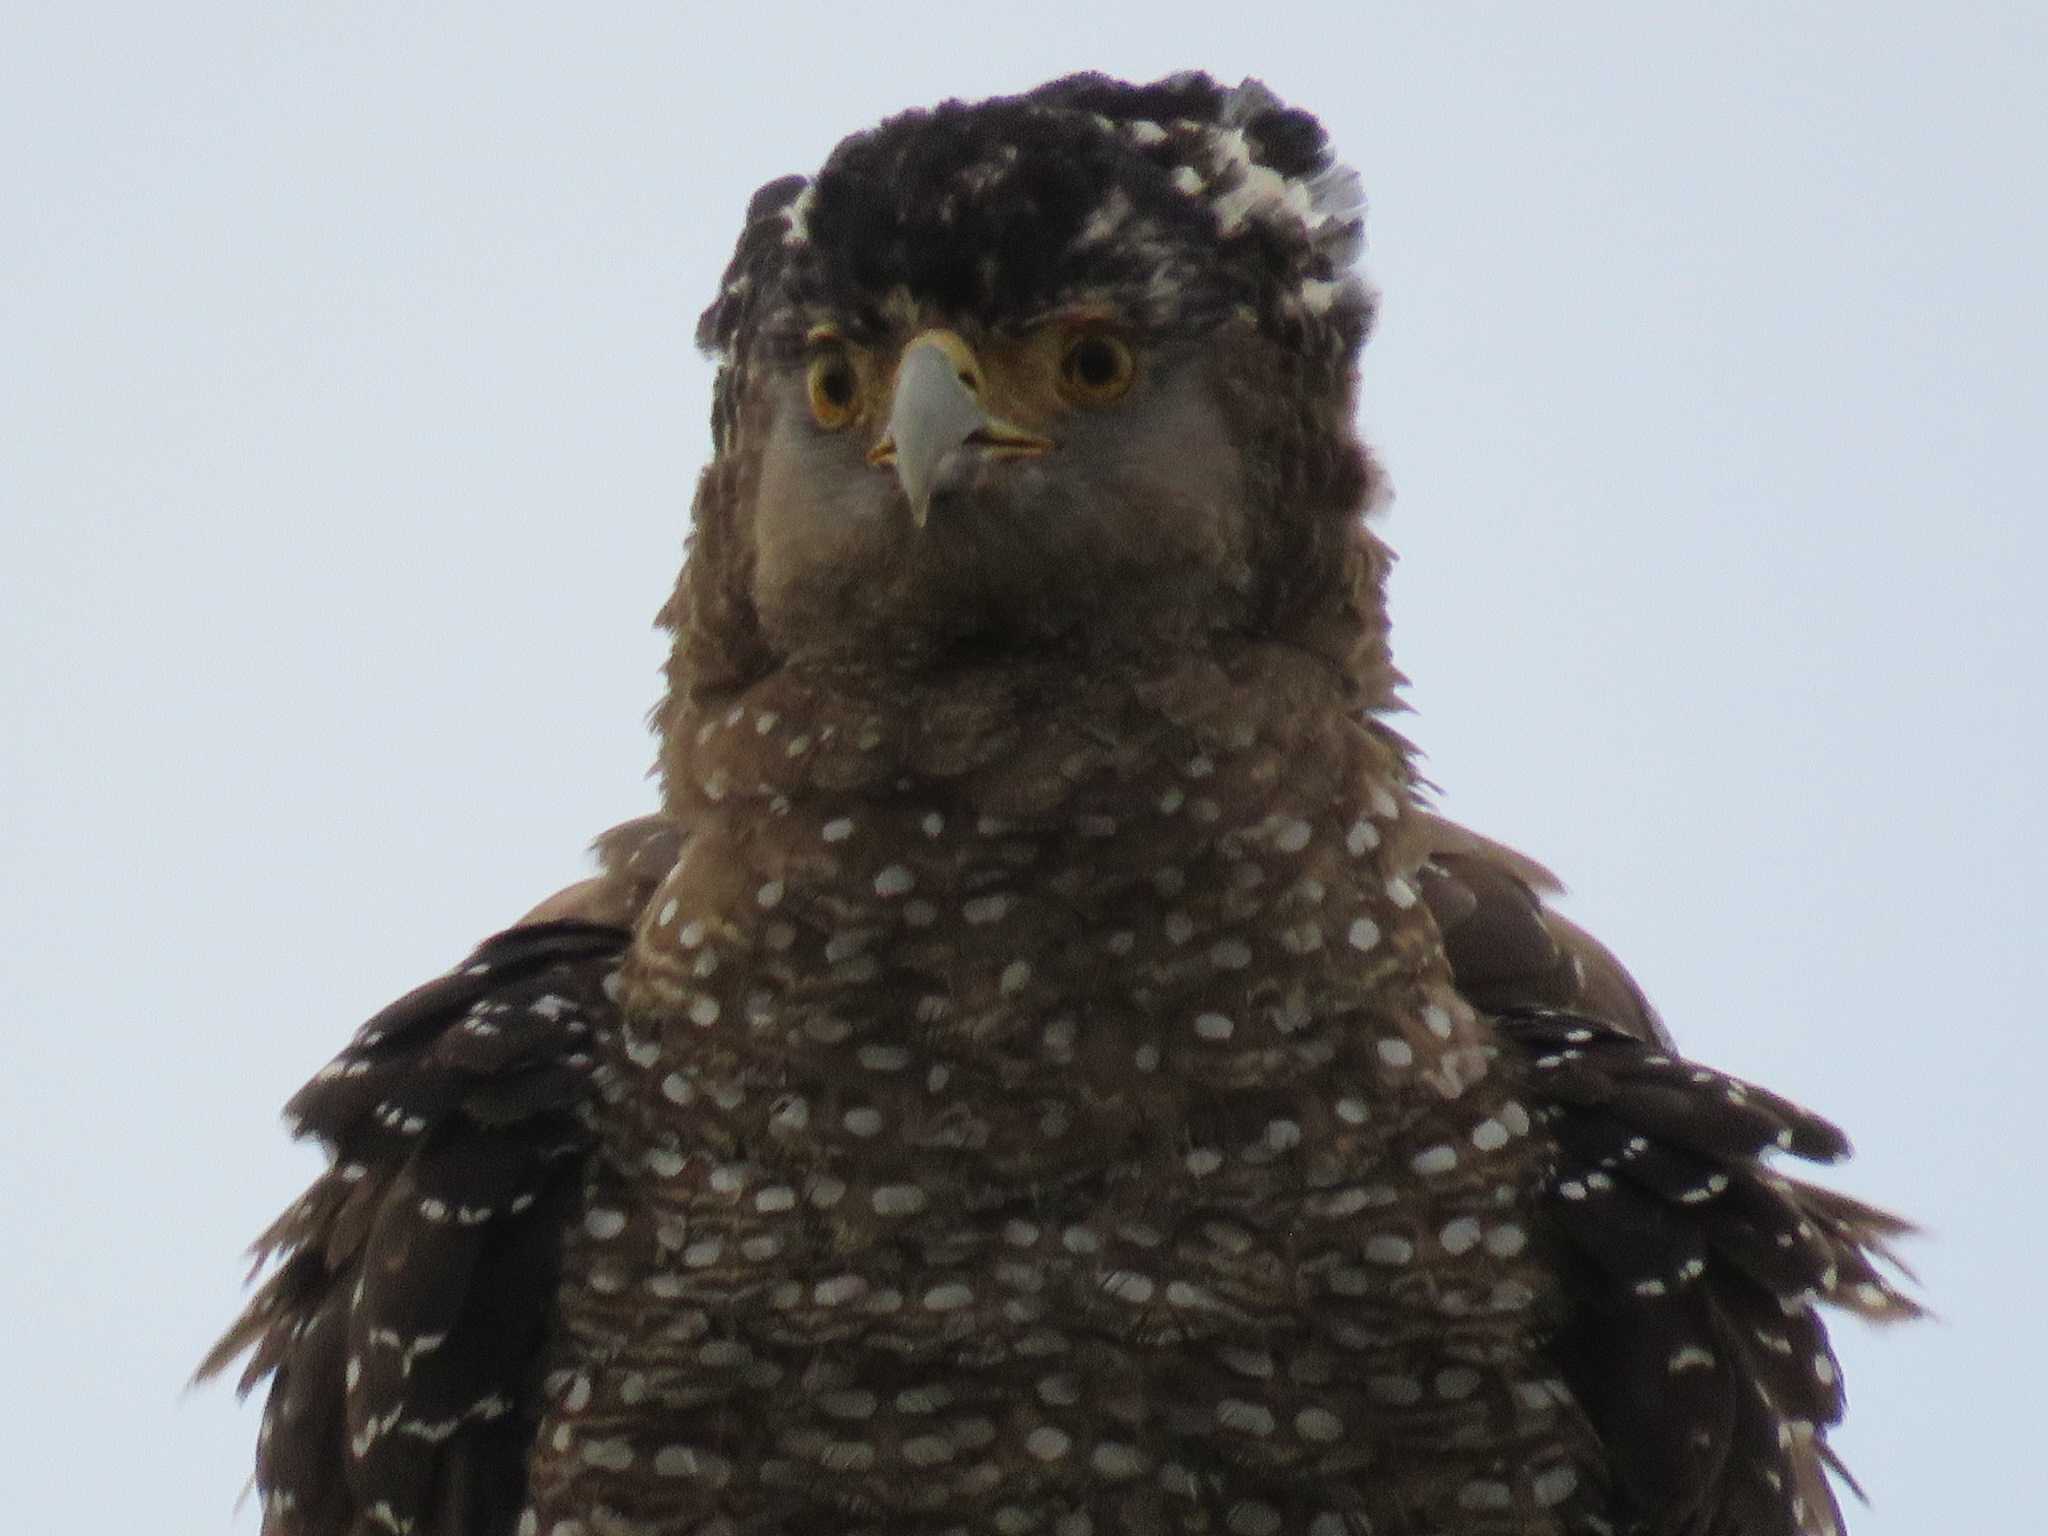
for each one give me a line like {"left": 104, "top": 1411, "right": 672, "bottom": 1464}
{"left": 210, "top": 75, "right": 1911, "bottom": 1536}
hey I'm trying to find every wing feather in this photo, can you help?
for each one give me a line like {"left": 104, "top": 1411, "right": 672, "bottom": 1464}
{"left": 1420, "top": 826, "right": 1917, "bottom": 1536}
{"left": 199, "top": 920, "right": 627, "bottom": 1536}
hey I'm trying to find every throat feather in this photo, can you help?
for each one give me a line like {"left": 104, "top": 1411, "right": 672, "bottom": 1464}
{"left": 621, "top": 645, "right": 1488, "bottom": 1186}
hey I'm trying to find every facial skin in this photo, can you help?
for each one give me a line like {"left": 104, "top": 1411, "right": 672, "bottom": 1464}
{"left": 746, "top": 311, "right": 1256, "bottom": 670}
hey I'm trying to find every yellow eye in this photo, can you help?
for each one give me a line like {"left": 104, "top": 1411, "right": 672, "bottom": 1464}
{"left": 806, "top": 347, "right": 860, "bottom": 430}
{"left": 1056, "top": 330, "right": 1136, "bottom": 406}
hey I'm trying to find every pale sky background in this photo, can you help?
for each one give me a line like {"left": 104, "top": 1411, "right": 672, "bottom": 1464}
{"left": 4, "top": 5, "right": 2040, "bottom": 1532}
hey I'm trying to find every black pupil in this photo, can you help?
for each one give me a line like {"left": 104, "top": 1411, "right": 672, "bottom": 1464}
{"left": 818, "top": 363, "right": 854, "bottom": 408}
{"left": 1070, "top": 338, "right": 1119, "bottom": 388}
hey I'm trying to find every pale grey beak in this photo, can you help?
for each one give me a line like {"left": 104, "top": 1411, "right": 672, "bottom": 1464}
{"left": 884, "top": 338, "right": 991, "bottom": 526}
{"left": 869, "top": 331, "right": 1054, "bottom": 526}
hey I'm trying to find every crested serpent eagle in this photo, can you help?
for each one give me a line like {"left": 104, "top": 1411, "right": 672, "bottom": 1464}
{"left": 204, "top": 72, "right": 1916, "bottom": 1536}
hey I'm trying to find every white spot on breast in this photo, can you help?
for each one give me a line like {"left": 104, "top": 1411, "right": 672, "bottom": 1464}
{"left": 1485, "top": 1223, "right": 1527, "bottom": 1257}
{"left": 581, "top": 1436, "right": 634, "bottom": 1470}
{"left": 1308, "top": 1187, "right": 1372, "bottom": 1219}
{"left": 923, "top": 1281, "right": 973, "bottom": 1312}
{"left": 1435, "top": 1367, "right": 1482, "bottom": 1399}
{"left": 754, "top": 881, "right": 783, "bottom": 909}
{"left": 814, "top": 1274, "right": 867, "bottom": 1306}
{"left": 1279, "top": 920, "right": 1323, "bottom": 955}
{"left": 1457, "top": 1480, "right": 1512, "bottom": 1512}
{"left": 1377, "top": 1037, "right": 1414, "bottom": 1067}
{"left": 653, "top": 1444, "right": 729, "bottom": 1481}
{"left": 643, "top": 1147, "right": 685, "bottom": 1178}
{"left": 1365, "top": 1234, "right": 1415, "bottom": 1265}
{"left": 583, "top": 1209, "right": 626, "bottom": 1240}
{"left": 1348, "top": 917, "right": 1381, "bottom": 952}
{"left": 1037, "top": 1372, "right": 1082, "bottom": 1406}
{"left": 873, "top": 864, "right": 915, "bottom": 897}
{"left": 964, "top": 894, "right": 1013, "bottom": 924}
{"left": 1217, "top": 1345, "right": 1273, "bottom": 1379}
{"left": 1469, "top": 1116, "right": 1510, "bottom": 1151}
{"left": 1286, "top": 1417, "right": 1335, "bottom": 1449}
{"left": 1411, "top": 1144, "right": 1458, "bottom": 1175}
{"left": 1329, "top": 1262, "right": 1370, "bottom": 1300}
{"left": 1090, "top": 1441, "right": 1145, "bottom": 1479}
{"left": 1440, "top": 1217, "right": 1482, "bottom": 1254}
{"left": 1102, "top": 1270, "right": 1156, "bottom": 1304}
{"left": 900, "top": 1434, "right": 953, "bottom": 1466}
{"left": 818, "top": 1388, "right": 878, "bottom": 1420}
{"left": 1026, "top": 1425, "right": 1072, "bottom": 1461}
{"left": 1209, "top": 937, "right": 1252, "bottom": 969}
{"left": 871, "top": 1184, "right": 928, "bottom": 1216}
{"left": 842, "top": 1107, "right": 882, "bottom": 1136}
{"left": 688, "top": 996, "right": 720, "bottom": 1027}
{"left": 707, "top": 1164, "right": 746, "bottom": 1194}
{"left": 1534, "top": 1464, "right": 1580, "bottom": 1507}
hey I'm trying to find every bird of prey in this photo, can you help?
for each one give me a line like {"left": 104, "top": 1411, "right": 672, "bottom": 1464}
{"left": 204, "top": 72, "right": 1915, "bottom": 1536}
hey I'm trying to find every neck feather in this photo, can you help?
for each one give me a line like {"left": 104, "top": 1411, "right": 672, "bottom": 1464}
{"left": 618, "top": 642, "right": 1483, "bottom": 1190}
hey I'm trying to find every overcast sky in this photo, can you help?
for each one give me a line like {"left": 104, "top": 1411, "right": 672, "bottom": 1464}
{"left": 4, "top": 5, "right": 2039, "bottom": 1532}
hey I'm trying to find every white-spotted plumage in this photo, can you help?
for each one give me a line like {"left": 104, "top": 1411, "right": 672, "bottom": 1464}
{"left": 205, "top": 70, "right": 1913, "bottom": 1536}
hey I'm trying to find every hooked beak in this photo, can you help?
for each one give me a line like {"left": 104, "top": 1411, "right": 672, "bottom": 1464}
{"left": 868, "top": 330, "right": 1053, "bottom": 526}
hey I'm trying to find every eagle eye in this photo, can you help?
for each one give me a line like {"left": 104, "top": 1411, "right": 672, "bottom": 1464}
{"left": 1057, "top": 331, "right": 1136, "bottom": 407}
{"left": 806, "top": 348, "right": 860, "bottom": 430}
